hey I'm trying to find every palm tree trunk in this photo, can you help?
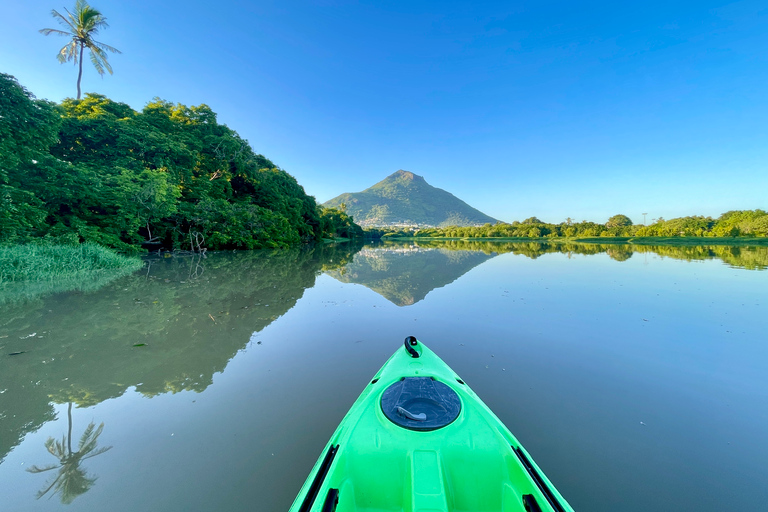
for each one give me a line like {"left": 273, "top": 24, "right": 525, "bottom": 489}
{"left": 67, "top": 402, "right": 73, "bottom": 455}
{"left": 76, "top": 43, "right": 84, "bottom": 100}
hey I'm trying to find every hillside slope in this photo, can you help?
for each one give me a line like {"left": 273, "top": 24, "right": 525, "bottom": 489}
{"left": 323, "top": 170, "right": 498, "bottom": 227}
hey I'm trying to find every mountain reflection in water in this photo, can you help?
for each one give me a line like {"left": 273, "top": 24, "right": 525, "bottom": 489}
{"left": 326, "top": 243, "right": 496, "bottom": 305}
{"left": 326, "top": 240, "right": 768, "bottom": 307}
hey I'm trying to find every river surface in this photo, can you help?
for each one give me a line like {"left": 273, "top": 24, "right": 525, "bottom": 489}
{"left": 1, "top": 241, "right": 767, "bottom": 511}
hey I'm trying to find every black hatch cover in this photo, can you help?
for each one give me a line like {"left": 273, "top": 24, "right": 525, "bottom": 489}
{"left": 381, "top": 377, "right": 461, "bottom": 431}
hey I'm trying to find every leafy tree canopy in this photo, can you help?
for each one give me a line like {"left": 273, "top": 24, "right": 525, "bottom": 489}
{"left": 370, "top": 210, "right": 768, "bottom": 240}
{"left": 606, "top": 214, "right": 633, "bottom": 228}
{"left": 0, "top": 73, "right": 361, "bottom": 251}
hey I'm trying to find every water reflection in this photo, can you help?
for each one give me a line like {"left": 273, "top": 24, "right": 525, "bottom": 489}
{"left": 326, "top": 243, "right": 497, "bottom": 305}
{"left": 26, "top": 403, "right": 111, "bottom": 504}
{"left": 630, "top": 243, "right": 768, "bottom": 269}
{"left": 0, "top": 244, "right": 361, "bottom": 464}
{"left": 324, "top": 241, "right": 767, "bottom": 307}
{"left": 376, "top": 239, "right": 768, "bottom": 268}
{"left": 0, "top": 266, "right": 141, "bottom": 306}
{"left": 0, "top": 240, "right": 766, "bottom": 511}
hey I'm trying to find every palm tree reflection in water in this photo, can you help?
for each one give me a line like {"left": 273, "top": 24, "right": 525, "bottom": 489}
{"left": 26, "top": 402, "right": 112, "bottom": 504}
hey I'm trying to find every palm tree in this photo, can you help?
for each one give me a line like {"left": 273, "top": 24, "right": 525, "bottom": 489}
{"left": 26, "top": 403, "right": 112, "bottom": 504}
{"left": 39, "top": 0, "right": 121, "bottom": 99}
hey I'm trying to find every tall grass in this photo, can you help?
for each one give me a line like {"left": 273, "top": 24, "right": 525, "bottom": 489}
{"left": 0, "top": 243, "right": 144, "bottom": 303}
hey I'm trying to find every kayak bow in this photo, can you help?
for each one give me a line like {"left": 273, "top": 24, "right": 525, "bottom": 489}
{"left": 289, "top": 336, "right": 575, "bottom": 512}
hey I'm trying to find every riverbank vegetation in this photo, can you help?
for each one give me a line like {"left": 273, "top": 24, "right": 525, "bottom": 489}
{"left": 0, "top": 73, "right": 361, "bottom": 253}
{"left": 0, "top": 243, "right": 143, "bottom": 303}
{"left": 371, "top": 210, "right": 768, "bottom": 243}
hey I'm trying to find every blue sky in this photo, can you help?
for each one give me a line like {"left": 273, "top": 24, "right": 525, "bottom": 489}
{"left": 3, "top": 0, "right": 767, "bottom": 224}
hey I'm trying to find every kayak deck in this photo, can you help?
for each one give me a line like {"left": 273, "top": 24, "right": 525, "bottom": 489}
{"left": 290, "top": 338, "right": 574, "bottom": 512}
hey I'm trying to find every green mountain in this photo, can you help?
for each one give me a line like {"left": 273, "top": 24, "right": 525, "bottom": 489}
{"left": 322, "top": 170, "right": 499, "bottom": 227}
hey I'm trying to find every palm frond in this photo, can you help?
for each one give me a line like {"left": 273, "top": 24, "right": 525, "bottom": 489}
{"left": 57, "top": 42, "right": 79, "bottom": 64}
{"left": 94, "top": 47, "right": 114, "bottom": 74}
{"left": 49, "top": 8, "right": 76, "bottom": 32}
{"left": 66, "top": 4, "right": 80, "bottom": 24}
{"left": 26, "top": 463, "right": 60, "bottom": 474}
{"left": 75, "top": 2, "right": 105, "bottom": 33}
{"left": 83, "top": 9, "right": 108, "bottom": 31}
{"left": 80, "top": 445, "right": 112, "bottom": 461}
{"left": 43, "top": 437, "right": 56, "bottom": 454}
{"left": 58, "top": 469, "right": 96, "bottom": 505}
{"left": 91, "top": 39, "right": 122, "bottom": 54}
{"left": 63, "top": 7, "right": 80, "bottom": 34}
{"left": 77, "top": 422, "right": 106, "bottom": 455}
{"left": 89, "top": 50, "right": 106, "bottom": 76}
{"left": 45, "top": 436, "right": 67, "bottom": 458}
{"left": 35, "top": 473, "right": 64, "bottom": 500}
{"left": 77, "top": 422, "right": 98, "bottom": 449}
{"left": 39, "top": 28, "right": 71, "bottom": 37}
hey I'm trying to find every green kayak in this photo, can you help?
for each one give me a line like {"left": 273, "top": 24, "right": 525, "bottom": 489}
{"left": 289, "top": 337, "right": 575, "bottom": 512}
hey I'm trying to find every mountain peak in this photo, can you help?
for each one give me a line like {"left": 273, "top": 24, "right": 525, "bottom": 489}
{"left": 323, "top": 171, "right": 499, "bottom": 228}
{"left": 390, "top": 170, "right": 422, "bottom": 182}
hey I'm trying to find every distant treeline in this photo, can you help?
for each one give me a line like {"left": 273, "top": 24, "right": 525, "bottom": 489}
{"left": 369, "top": 211, "right": 768, "bottom": 239}
{"left": 0, "top": 73, "right": 362, "bottom": 252}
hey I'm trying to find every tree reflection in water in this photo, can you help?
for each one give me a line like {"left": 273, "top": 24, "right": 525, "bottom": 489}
{"left": 26, "top": 403, "right": 111, "bottom": 504}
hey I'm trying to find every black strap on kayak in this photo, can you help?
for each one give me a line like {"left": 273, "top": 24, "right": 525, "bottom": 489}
{"left": 513, "top": 446, "right": 567, "bottom": 512}
{"left": 298, "top": 444, "right": 339, "bottom": 512}
{"left": 404, "top": 336, "right": 420, "bottom": 358}
{"left": 522, "top": 494, "right": 543, "bottom": 512}
{"left": 321, "top": 488, "right": 339, "bottom": 512}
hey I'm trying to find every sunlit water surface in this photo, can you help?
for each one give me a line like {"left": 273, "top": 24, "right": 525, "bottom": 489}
{"left": 1, "top": 241, "right": 767, "bottom": 511}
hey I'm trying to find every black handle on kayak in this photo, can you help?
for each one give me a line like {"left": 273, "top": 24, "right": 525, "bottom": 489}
{"left": 298, "top": 445, "right": 338, "bottom": 512}
{"left": 404, "top": 336, "right": 420, "bottom": 358}
{"left": 514, "top": 446, "right": 567, "bottom": 512}
{"left": 321, "top": 489, "right": 339, "bottom": 512}
{"left": 522, "top": 494, "right": 542, "bottom": 512}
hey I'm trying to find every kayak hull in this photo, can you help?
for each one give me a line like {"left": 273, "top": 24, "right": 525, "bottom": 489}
{"left": 289, "top": 338, "right": 575, "bottom": 512}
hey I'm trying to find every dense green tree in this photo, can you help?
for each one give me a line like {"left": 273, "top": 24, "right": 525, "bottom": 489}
{"left": 319, "top": 207, "right": 364, "bottom": 239}
{"left": 51, "top": 92, "right": 327, "bottom": 249}
{"left": 40, "top": 0, "right": 121, "bottom": 99}
{"left": 114, "top": 167, "right": 181, "bottom": 242}
{"left": 1, "top": 73, "right": 346, "bottom": 251}
{"left": 606, "top": 214, "right": 633, "bottom": 228}
{"left": 713, "top": 210, "right": 768, "bottom": 237}
{"left": 0, "top": 74, "right": 61, "bottom": 242}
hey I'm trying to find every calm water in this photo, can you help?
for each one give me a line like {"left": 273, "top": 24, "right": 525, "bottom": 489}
{"left": 1, "top": 241, "right": 767, "bottom": 511}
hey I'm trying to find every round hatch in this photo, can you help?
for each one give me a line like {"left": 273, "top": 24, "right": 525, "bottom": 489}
{"left": 380, "top": 377, "right": 461, "bottom": 431}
